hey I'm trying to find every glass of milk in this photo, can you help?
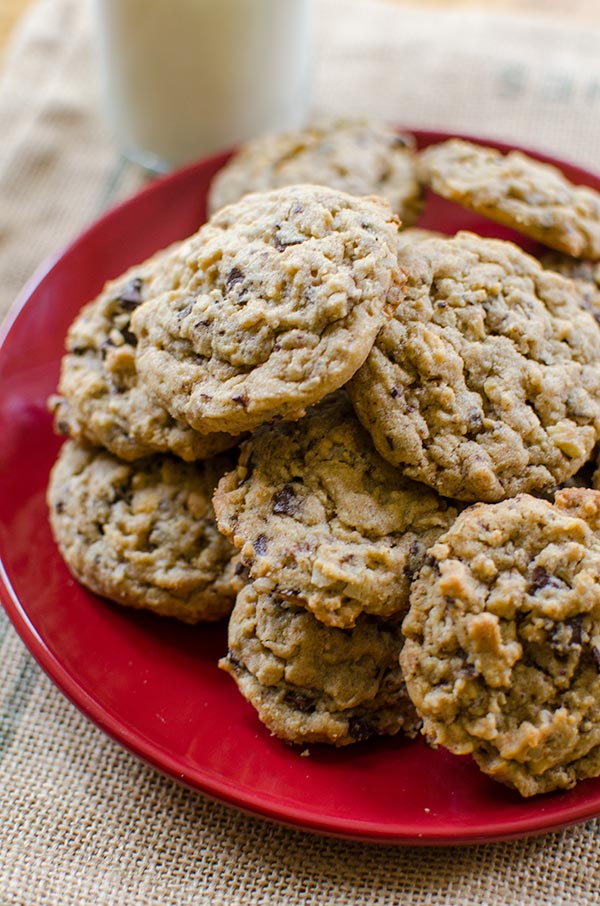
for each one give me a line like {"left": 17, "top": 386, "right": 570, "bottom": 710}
{"left": 94, "top": 0, "right": 314, "bottom": 172}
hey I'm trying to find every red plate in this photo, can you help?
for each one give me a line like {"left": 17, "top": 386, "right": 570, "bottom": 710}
{"left": 2, "top": 131, "right": 600, "bottom": 845}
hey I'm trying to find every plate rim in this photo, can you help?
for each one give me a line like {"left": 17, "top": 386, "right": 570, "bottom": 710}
{"left": 3, "top": 128, "right": 600, "bottom": 845}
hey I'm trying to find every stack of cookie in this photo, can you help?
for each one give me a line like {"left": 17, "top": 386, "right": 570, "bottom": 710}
{"left": 47, "top": 119, "right": 600, "bottom": 797}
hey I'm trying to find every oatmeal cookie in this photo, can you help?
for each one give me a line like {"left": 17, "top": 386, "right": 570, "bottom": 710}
{"left": 213, "top": 394, "right": 458, "bottom": 628}
{"left": 208, "top": 119, "right": 423, "bottom": 225}
{"left": 348, "top": 232, "right": 600, "bottom": 502}
{"left": 418, "top": 138, "right": 600, "bottom": 258}
{"left": 47, "top": 441, "right": 243, "bottom": 621}
{"left": 401, "top": 490, "right": 600, "bottom": 796}
{"left": 50, "top": 251, "right": 239, "bottom": 461}
{"left": 132, "top": 185, "right": 404, "bottom": 436}
{"left": 542, "top": 251, "right": 600, "bottom": 324}
{"left": 220, "top": 579, "right": 419, "bottom": 746}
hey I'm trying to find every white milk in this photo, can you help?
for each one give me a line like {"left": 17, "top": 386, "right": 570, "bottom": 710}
{"left": 94, "top": 0, "right": 313, "bottom": 170}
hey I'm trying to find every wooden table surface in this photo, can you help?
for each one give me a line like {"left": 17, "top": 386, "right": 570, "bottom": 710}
{"left": 1, "top": 0, "right": 599, "bottom": 58}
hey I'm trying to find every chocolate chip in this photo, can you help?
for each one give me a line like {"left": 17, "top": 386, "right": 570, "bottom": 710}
{"left": 390, "top": 386, "right": 401, "bottom": 399}
{"left": 547, "top": 616, "right": 584, "bottom": 652}
{"left": 100, "top": 337, "right": 116, "bottom": 358}
{"left": 272, "top": 485, "right": 298, "bottom": 516}
{"left": 348, "top": 716, "right": 376, "bottom": 742}
{"left": 423, "top": 554, "right": 441, "bottom": 576}
{"left": 55, "top": 500, "right": 65, "bottom": 514}
{"left": 528, "top": 566, "right": 560, "bottom": 595}
{"left": 120, "top": 328, "right": 137, "bottom": 347}
{"left": 567, "top": 615, "right": 583, "bottom": 646}
{"left": 232, "top": 393, "right": 248, "bottom": 408}
{"left": 467, "top": 409, "right": 484, "bottom": 433}
{"left": 226, "top": 267, "right": 245, "bottom": 289}
{"left": 234, "top": 561, "right": 248, "bottom": 577}
{"left": 273, "top": 232, "right": 302, "bottom": 252}
{"left": 284, "top": 690, "right": 315, "bottom": 714}
{"left": 253, "top": 534, "right": 268, "bottom": 555}
{"left": 226, "top": 650, "right": 242, "bottom": 671}
{"left": 404, "top": 540, "right": 424, "bottom": 579}
{"left": 117, "top": 278, "right": 144, "bottom": 310}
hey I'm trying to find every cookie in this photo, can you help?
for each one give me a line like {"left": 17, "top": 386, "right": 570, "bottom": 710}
{"left": 47, "top": 440, "right": 243, "bottom": 622}
{"left": 401, "top": 490, "right": 600, "bottom": 797}
{"left": 348, "top": 232, "right": 600, "bottom": 502}
{"left": 552, "top": 263, "right": 600, "bottom": 488}
{"left": 220, "top": 579, "right": 419, "bottom": 746}
{"left": 542, "top": 251, "right": 600, "bottom": 325}
{"left": 132, "top": 185, "right": 404, "bottom": 436}
{"left": 213, "top": 394, "right": 458, "bottom": 628}
{"left": 49, "top": 251, "right": 239, "bottom": 461}
{"left": 418, "top": 138, "right": 600, "bottom": 258}
{"left": 208, "top": 119, "right": 423, "bottom": 226}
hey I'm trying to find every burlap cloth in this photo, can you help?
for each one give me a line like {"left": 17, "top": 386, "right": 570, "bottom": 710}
{"left": 3, "top": 0, "right": 600, "bottom": 902}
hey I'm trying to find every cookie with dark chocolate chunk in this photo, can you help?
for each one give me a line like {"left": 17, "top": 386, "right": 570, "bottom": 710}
{"left": 213, "top": 394, "right": 458, "bottom": 628}
{"left": 208, "top": 118, "right": 423, "bottom": 226}
{"left": 50, "top": 245, "right": 239, "bottom": 461}
{"left": 349, "top": 232, "right": 600, "bottom": 502}
{"left": 132, "top": 185, "right": 404, "bottom": 436}
{"left": 401, "top": 489, "right": 600, "bottom": 796}
{"left": 419, "top": 138, "right": 600, "bottom": 257}
{"left": 48, "top": 440, "right": 243, "bottom": 621}
{"left": 220, "top": 578, "right": 419, "bottom": 746}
